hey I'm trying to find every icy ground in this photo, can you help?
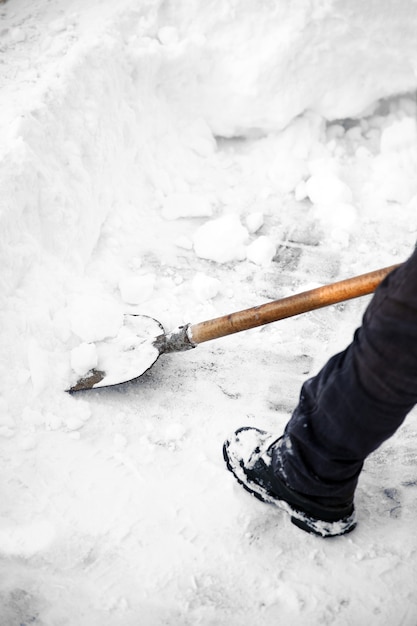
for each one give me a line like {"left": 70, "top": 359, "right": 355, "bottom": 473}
{"left": 1, "top": 1, "right": 417, "bottom": 624}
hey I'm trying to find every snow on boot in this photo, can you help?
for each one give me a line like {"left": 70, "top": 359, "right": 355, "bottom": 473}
{"left": 223, "top": 427, "right": 356, "bottom": 537}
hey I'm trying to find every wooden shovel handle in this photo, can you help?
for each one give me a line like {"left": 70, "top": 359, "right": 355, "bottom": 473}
{"left": 188, "top": 264, "right": 401, "bottom": 345}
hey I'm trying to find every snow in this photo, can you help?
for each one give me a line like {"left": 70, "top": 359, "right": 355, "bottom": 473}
{"left": 192, "top": 273, "right": 221, "bottom": 301}
{"left": 70, "top": 342, "right": 98, "bottom": 377}
{"left": 245, "top": 211, "right": 264, "bottom": 234}
{"left": 69, "top": 295, "right": 124, "bottom": 343}
{"left": 1, "top": 0, "right": 417, "bottom": 624}
{"left": 246, "top": 236, "right": 277, "bottom": 266}
{"left": 119, "top": 273, "right": 156, "bottom": 305}
{"left": 73, "top": 315, "right": 163, "bottom": 390}
{"left": 305, "top": 174, "right": 353, "bottom": 206}
{"left": 161, "top": 193, "right": 214, "bottom": 220}
{"left": 192, "top": 214, "right": 249, "bottom": 264}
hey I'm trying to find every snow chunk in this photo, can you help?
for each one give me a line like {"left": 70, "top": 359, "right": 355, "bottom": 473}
{"left": 192, "top": 272, "right": 221, "bottom": 301}
{"left": 245, "top": 212, "right": 264, "bottom": 234}
{"left": 246, "top": 236, "right": 276, "bottom": 266}
{"left": 119, "top": 274, "right": 156, "bottom": 305}
{"left": 70, "top": 343, "right": 98, "bottom": 377}
{"left": 192, "top": 214, "right": 249, "bottom": 263}
{"left": 380, "top": 118, "right": 417, "bottom": 153}
{"left": 70, "top": 296, "right": 123, "bottom": 343}
{"left": 305, "top": 174, "right": 353, "bottom": 206}
{"left": 161, "top": 193, "right": 213, "bottom": 220}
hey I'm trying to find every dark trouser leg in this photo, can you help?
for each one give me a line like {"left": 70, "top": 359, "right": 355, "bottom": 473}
{"left": 272, "top": 248, "right": 417, "bottom": 505}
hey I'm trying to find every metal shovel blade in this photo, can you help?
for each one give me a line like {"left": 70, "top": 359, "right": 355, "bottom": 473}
{"left": 69, "top": 315, "right": 167, "bottom": 392}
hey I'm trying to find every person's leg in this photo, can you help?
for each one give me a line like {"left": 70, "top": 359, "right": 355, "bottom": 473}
{"left": 224, "top": 248, "right": 417, "bottom": 535}
{"left": 275, "top": 247, "right": 417, "bottom": 505}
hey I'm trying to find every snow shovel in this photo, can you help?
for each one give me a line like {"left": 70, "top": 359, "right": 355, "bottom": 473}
{"left": 70, "top": 263, "right": 400, "bottom": 392}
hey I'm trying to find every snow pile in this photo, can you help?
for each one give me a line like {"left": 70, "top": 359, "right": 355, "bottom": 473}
{"left": 151, "top": 0, "right": 417, "bottom": 136}
{"left": 1, "top": 0, "right": 417, "bottom": 624}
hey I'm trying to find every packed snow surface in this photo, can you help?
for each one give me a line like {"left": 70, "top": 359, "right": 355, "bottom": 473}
{"left": 1, "top": 0, "right": 417, "bottom": 625}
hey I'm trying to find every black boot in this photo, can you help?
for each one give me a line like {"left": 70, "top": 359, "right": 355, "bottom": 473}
{"left": 223, "top": 427, "right": 356, "bottom": 537}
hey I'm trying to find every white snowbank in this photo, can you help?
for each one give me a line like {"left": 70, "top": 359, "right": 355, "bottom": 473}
{"left": 151, "top": 0, "right": 417, "bottom": 136}
{"left": 2, "top": 0, "right": 417, "bottom": 306}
